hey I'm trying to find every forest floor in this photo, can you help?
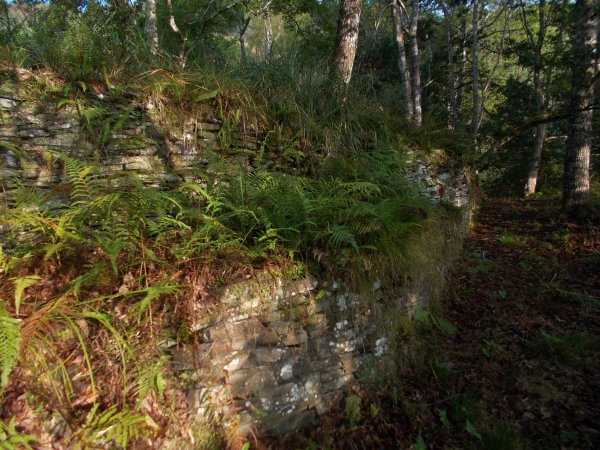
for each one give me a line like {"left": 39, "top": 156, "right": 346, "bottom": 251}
{"left": 271, "top": 199, "right": 600, "bottom": 450}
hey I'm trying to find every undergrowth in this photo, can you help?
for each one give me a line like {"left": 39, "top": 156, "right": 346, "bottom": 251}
{"left": 0, "top": 141, "right": 434, "bottom": 446}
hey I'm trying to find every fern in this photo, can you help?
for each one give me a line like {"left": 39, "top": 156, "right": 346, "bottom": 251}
{"left": 324, "top": 225, "right": 359, "bottom": 252}
{"left": 0, "top": 301, "right": 21, "bottom": 390}
{"left": 130, "top": 357, "right": 166, "bottom": 405}
{"left": 10, "top": 276, "right": 40, "bottom": 316}
{"left": 0, "top": 418, "right": 37, "bottom": 450}
{"left": 131, "top": 284, "right": 181, "bottom": 320}
{"left": 72, "top": 405, "right": 157, "bottom": 449}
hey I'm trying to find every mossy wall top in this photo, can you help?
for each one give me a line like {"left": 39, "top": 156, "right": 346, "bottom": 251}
{"left": 0, "top": 81, "right": 472, "bottom": 436}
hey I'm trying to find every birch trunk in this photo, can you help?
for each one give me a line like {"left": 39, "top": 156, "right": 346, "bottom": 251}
{"left": 145, "top": 0, "right": 159, "bottom": 55}
{"left": 441, "top": 3, "right": 457, "bottom": 128}
{"left": 166, "top": 0, "right": 187, "bottom": 67}
{"left": 471, "top": 0, "right": 480, "bottom": 145}
{"left": 456, "top": 10, "right": 468, "bottom": 115}
{"left": 264, "top": 6, "right": 274, "bottom": 62}
{"left": 563, "top": 0, "right": 598, "bottom": 217}
{"left": 390, "top": 0, "right": 413, "bottom": 119}
{"left": 408, "top": 0, "right": 422, "bottom": 126}
{"left": 334, "top": 0, "right": 363, "bottom": 85}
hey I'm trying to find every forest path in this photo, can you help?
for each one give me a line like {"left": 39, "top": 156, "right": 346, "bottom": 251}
{"left": 428, "top": 198, "right": 600, "bottom": 448}
{"left": 274, "top": 199, "right": 600, "bottom": 449}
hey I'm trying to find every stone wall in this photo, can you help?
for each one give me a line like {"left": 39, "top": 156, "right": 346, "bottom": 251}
{"left": 0, "top": 88, "right": 472, "bottom": 437}
{"left": 168, "top": 154, "right": 472, "bottom": 436}
{"left": 0, "top": 91, "right": 260, "bottom": 191}
{"left": 171, "top": 201, "right": 471, "bottom": 437}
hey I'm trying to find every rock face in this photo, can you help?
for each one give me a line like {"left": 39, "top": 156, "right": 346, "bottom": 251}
{"left": 0, "top": 89, "right": 472, "bottom": 436}
{"left": 0, "top": 92, "right": 261, "bottom": 190}
{"left": 177, "top": 202, "right": 471, "bottom": 436}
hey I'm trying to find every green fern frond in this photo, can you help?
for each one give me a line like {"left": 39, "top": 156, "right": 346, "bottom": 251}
{"left": 10, "top": 276, "right": 40, "bottom": 316}
{"left": 73, "top": 405, "right": 157, "bottom": 449}
{"left": 0, "top": 417, "right": 37, "bottom": 449}
{"left": 323, "top": 226, "right": 359, "bottom": 252}
{"left": 0, "top": 301, "right": 21, "bottom": 390}
{"left": 131, "top": 285, "right": 181, "bottom": 320}
{"left": 130, "top": 357, "right": 166, "bottom": 405}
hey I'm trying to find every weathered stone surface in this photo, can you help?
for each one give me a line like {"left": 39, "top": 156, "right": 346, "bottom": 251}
{"left": 0, "top": 90, "right": 473, "bottom": 438}
{"left": 254, "top": 347, "right": 286, "bottom": 364}
{"left": 0, "top": 97, "right": 17, "bottom": 109}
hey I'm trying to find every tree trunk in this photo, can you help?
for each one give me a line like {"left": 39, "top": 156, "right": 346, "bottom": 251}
{"left": 456, "top": 9, "right": 468, "bottom": 116}
{"left": 524, "top": 123, "right": 547, "bottom": 195}
{"left": 334, "top": 0, "right": 362, "bottom": 85}
{"left": 523, "top": 0, "right": 547, "bottom": 197}
{"left": 145, "top": 0, "right": 159, "bottom": 55}
{"left": 390, "top": 0, "right": 413, "bottom": 119}
{"left": 264, "top": 5, "right": 274, "bottom": 62}
{"left": 408, "top": 0, "right": 422, "bottom": 126}
{"left": 471, "top": 0, "right": 480, "bottom": 146}
{"left": 239, "top": 17, "right": 251, "bottom": 66}
{"left": 441, "top": 3, "right": 457, "bottom": 128}
{"left": 166, "top": 0, "right": 187, "bottom": 67}
{"left": 563, "top": 0, "right": 598, "bottom": 218}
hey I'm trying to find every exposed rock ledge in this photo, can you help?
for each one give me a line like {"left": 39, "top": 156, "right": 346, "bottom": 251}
{"left": 0, "top": 90, "right": 473, "bottom": 437}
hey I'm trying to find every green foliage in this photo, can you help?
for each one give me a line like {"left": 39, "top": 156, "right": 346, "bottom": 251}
{"left": 344, "top": 395, "right": 361, "bottom": 430}
{"left": 531, "top": 329, "right": 598, "bottom": 365}
{"left": 497, "top": 232, "right": 527, "bottom": 247}
{"left": 465, "top": 419, "right": 483, "bottom": 441}
{"left": 0, "top": 301, "right": 21, "bottom": 390}
{"left": 13, "top": 3, "right": 144, "bottom": 82}
{"left": 192, "top": 166, "right": 430, "bottom": 273}
{"left": 0, "top": 417, "right": 37, "bottom": 450}
{"left": 71, "top": 405, "right": 157, "bottom": 449}
{"left": 448, "top": 392, "right": 481, "bottom": 425}
{"left": 415, "top": 434, "right": 427, "bottom": 450}
{"left": 10, "top": 275, "right": 40, "bottom": 316}
{"left": 413, "top": 310, "right": 458, "bottom": 336}
{"left": 481, "top": 423, "right": 523, "bottom": 450}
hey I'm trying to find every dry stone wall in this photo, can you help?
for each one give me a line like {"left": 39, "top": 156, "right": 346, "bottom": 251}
{"left": 168, "top": 154, "right": 472, "bottom": 435}
{"left": 0, "top": 89, "right": 472, "bottom": 436}
{"left": 173, "top": 199, "right": 471, "bottom": 436}
{"left": 0, "top": 91, "right": 261, "bottom": 191}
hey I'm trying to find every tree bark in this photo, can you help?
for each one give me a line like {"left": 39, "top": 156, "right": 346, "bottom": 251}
{"left": 334, "top": 0, "right": 363, "bottom": 85}
{"left": 471, "top": 0, "right": 481, "bottom": 147}
{"left": 524, "top": 123, "right": 547, "bottom": 195}
{"left": 441, "top": 2, "right": 457, "bottom": 128}
{"left": 145, "top": 0, "right": 159, "bottom": 55}
{"left": 264, "top": 5, "right": 274, "bottom": 62}
{"left": 408, "top": 0, "right": 422, "bottom": 126}
{"left": 456, "top": 8, "right": 468, "bottom": 116}
{"left": 239, "top": 17, "right": 251, "bottom": 66}
{"left": 563, "top": 0, "right": 598, "bottom": 217}
{"left": 166, "top": 0, "right": 187, "bottom": 67}
{"left": 523, "top": 0, "right": 548, "bottom": 196}
{"left": 390, "top": 0, "right": 413, "bottom": 119}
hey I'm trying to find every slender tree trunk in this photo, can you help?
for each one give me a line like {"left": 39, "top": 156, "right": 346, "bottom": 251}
{"left": 524, "top": 123, "right": 547, "bottom": 195}
{"left": 264, "top": 5, "right": 274, "bottom": 62}
{"left": 563, "top": 0, "right": 598, "bottom": 217}
{"left": 471, "top": 0, "right": 480, "bottom": 148}
{"left": 441, "top": 3, "right": 457, "bottom": 128}
{"left": 166, "top": 0, "right": 187, "bottom": 67}
{"left": 408, "top": 0, "right": 422, "bottom": 126}
{"left": 145, "top": 0, "right": 159, "bottom": 55}
{"left": 523, "top": 0, "right": 547, "bottom": 197}
{"left": 239, "top": 17, "right": 251, "bottom": 66}
{"left": 390, "top": 0, "right": 413, "bottom": 118}
{"left": 334, "top": 0, "right": 363, "bottom": 85}
{"left": 456, "top": 9, "right": 468, "bottom": 116}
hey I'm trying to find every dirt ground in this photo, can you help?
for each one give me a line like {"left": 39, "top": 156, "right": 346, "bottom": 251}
{"left": 268, "top": 199, "right": 600, "bottom": 449}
